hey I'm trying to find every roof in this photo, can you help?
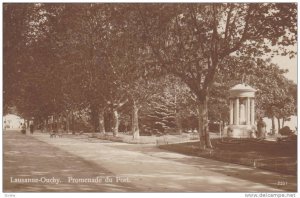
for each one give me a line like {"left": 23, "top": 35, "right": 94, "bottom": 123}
{"left": 3, "top": 114, "right": 22, "bottom": 119}
{"left": 229, "top": 83, "right": 257, "bottom": 92}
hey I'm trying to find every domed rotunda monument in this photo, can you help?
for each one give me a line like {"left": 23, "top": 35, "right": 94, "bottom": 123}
{"left": 225, "top": 83, "right": 257, "bottom": 138}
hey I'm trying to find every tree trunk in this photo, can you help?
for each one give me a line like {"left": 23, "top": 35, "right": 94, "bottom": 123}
{"left": 219, "top": 121, "right": 223, "bottom": 138}
{"left": 112, "top": 109, "right": 119, "bottom": 137}
{"left": 45, "top": 119, "right": 48, "bottom": 132}
{"left": 175, "top": 111, "right": 182, "bottom": 134}
{"left": 71, "top": 111, "right": 75, "bottom": 134}
{"left": 198, "top": 96, "right": 212, "bottom": 150}
{"left": 282, "top": 118, "right": 285, "bottom": 128}
{"left": 271, "top": 116, "right": 275, "bottom": 134}
{"left": 99, "top": 109, "right": 105, "bottom": 134}
{"left": 132, "top": 103, "right": 140, "bottom": 140}
{"left": 90, "top": 106, "right": 99, "bottom": 133}
{"left": 66, "top": 112, "right": 70, "bottom": 133}
{"left": 174, "top": 93, "right": 182, "bottom": 134}
{"left": 277, "top": 117, "right": 281, "bottom": 132}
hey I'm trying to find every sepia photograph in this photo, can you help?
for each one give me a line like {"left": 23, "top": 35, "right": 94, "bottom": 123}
{"left": 2, "top": 2, "right": 298, "bottom": 194}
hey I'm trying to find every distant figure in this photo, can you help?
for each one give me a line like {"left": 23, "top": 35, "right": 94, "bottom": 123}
{"left": 4, "top": 121, "right": 6, "bottom": 130}
{"left": 52, "top": 122, "right": 58, "bottom": 134}
{"left": 29, "top": 122, "right": 34, "bottom": 134}
{"left": 40, "top": 123, "right": 44, "bottom": 133}
{"left": 21, "top": 123, "right": 26, "bottom": 134}
{"left": 63, "top": 122, "right": 67, "bottom": 132}
{"left": 257, "top": 118, "right": 266, "bottom": 139}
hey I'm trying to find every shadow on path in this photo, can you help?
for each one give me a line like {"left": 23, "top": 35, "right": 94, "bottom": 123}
{"left": 106, "top": 143, "right": 296, "bottom": 192}
{"left": 3, "top": 131, "right": 138, "bottom": 192}
{"left": 28, "top": 133, "right": 286, "bottom": 192}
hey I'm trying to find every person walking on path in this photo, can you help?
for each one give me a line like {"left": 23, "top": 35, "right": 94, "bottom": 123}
{"left": 29, "top": 121, "right": 34, "bottom": 134}
{"left": 21, "top": 123, "right": 26, "bottom": 134}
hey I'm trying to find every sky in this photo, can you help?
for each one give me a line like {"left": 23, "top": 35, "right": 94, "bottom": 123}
{"left": 272, "top": 55, "right": 297, "bottom": 83}
{"left": 265, "top": 44, "right": 297, "bottom": 83}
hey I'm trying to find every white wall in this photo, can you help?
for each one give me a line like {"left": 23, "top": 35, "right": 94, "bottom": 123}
{"left": 263, "top": 116, "right": 297, "bottom": 134}
{"left": 3, "top": 114, "right": 25, "bottom": 130}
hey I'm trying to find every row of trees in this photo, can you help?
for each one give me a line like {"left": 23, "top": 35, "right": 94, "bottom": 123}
{"left": 4, "top": 3, "right": 297, "bottom": 149}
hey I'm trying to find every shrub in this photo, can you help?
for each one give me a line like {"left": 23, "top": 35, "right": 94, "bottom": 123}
{"left": 279, "top": 126, "right": 294, "bottom": 136}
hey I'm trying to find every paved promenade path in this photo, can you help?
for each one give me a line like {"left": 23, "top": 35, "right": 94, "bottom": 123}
{"left": 4, "top": 131, "right": 296, "bottom": 192}
{"left": 4, "top": 131, "right": 137, "bottom": 192}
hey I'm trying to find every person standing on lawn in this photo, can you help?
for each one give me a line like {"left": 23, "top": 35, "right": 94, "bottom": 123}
{"left": 257, "top": 117, "right": 266, "bottom": 139}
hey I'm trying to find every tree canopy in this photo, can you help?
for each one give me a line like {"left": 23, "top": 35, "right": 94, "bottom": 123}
{"left": 4, "top": 3, "right": 297, "bottom": 149}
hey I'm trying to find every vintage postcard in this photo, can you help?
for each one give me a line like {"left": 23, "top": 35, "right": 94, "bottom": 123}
{"left": 3, "top": 2, "right": 297, "bottom": 195}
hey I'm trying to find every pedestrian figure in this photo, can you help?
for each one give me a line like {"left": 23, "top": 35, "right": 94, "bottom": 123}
{"left": 257, "top": 117, "right": 266, "bottom": 139}
{"left": 52, "top": 122, "right": 58, "bottom": 134}
{"left": 29, "top": 122, "right": 34, "bottom": 134}
{"left": 21, "top": 123, "right": 26, "bottom": 134}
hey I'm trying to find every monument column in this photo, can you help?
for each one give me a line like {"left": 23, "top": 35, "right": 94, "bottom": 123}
{"left": 235, "top": 98, "right": 240, "bottom": 125}
{"left": 246, "top": 97, "right": 251, "bottom": 125}
{"left": 251, "top": 98, "right": 255, "bottom": 125}
{"left": 230, "top": 99, "right": 234, "bottom": 125}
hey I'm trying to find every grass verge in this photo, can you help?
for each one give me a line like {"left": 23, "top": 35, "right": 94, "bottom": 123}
{"left": 159, "top": 138, "right": 297, "bottom": 175}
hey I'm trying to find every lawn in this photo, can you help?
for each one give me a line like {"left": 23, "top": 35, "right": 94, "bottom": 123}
{"left": 87, "top": 132, "right": 199, "bottom": 144}
{"left": 159, "top": 138, "right": 297, "bottom": 175}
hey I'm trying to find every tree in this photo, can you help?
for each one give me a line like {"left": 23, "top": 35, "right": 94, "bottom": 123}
{"left": 126, "top": 78, "right": 162, "bottom": 139}
{"left": 50, "top": 4, "right": 131, "bottom": 134}
{"left": 247, "top": 59, "right": 297, "bottom": 133}
{"left": 138, "top": 75, "right": 195, "bottom": 135}
{"left": 135, "top": 3, "right": 296, "bottom": 149}
{"left": 266, "top": 79, "right": 296, "bottom": 132}
{"left": 4, "top": 4, "right": 33, "bottom": 113}
{"left": 4, "top": 4, "right": 296, "bottom": 145}
{"left": 55, "top": 4, "right": 110, "bottom": 132}
{"left": 208, "top": 83, "right": 230, "bottom": 124}
{"left": 4, "top": 4, "right": 65, "bottom": 123}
